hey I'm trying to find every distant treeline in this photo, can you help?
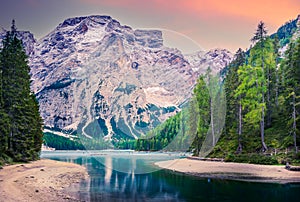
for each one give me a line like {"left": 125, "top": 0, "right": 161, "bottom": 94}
{"left": 43, "top": 132, "right": 113, "bottom": 150}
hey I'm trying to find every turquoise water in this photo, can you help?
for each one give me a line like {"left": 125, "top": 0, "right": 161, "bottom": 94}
{"left": 41, "top": 151, "right": 300, "bottom": 202}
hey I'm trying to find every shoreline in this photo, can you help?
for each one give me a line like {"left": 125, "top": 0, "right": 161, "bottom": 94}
{"left": 0, "top": 159, "right": 89, "bottom": 202}
{"left": 155, "top": 158, "right": 300, "bottom": 184}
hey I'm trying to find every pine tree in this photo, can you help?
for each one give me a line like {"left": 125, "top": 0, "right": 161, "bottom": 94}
{"left": 250, "top": 21, "right": 270, "bottom": 152}
{"left": 236, "top": 64, "right": 263, "bottom": 128}
{"left": 273, "top": 35, "right": 280, "bottom": 107}
{"left": 0, "top": 53, "right": 10, "bottom": 157}
{"left": 282, "top": 37, "right": 300, "bottom": 153}
{"left": 0, "top": 20, "right": 43, "bottom": 161}
{"left": 224, "top": 48, "right": 246, "bottom": 153}
{"left": 265, "top": 40, "right": 277, "bottom": 128}
{"left": 206, "top": 68, "right": 216, "bottom": 146}
{"left": 191, "top": 75, "right": 210, "bottom": 156}
{"left": 251, "top": 21, "right": 267, "bottom": 43}
{"left": 235, "top": 38, "right": 276, "bottom": 153}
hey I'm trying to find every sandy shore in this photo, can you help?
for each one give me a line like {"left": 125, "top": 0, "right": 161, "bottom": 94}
{"left": 155, "top": 158, "right": 300, "bottom": 184}
{"left": 0, "top": 159, "right": 89, "bottom": 202}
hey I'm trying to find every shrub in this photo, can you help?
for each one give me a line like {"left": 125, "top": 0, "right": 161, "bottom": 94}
{"left": 224, "top": 153, "right": 278, "bottom": 165}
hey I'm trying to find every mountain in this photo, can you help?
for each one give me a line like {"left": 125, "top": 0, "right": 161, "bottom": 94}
{"left": 185, "top": 48, "right": 233, "bottom": 74}
{"left": 0, "top": 15, "right": 232, "bottom": 143}
{"left": 270, "top": 14, "right": 300, "bottom": 47}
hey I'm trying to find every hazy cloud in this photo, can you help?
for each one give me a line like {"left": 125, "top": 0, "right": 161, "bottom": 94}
{"left": 1, "top": 0, "right": 298, "bottom": 52}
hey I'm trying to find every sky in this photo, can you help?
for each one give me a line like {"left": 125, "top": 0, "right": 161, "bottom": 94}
{"left": 0, "top": 0, "right": 299, "bottom": 53}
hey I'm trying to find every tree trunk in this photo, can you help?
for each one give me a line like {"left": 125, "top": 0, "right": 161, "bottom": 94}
{"left": 267, "top": 66, "right": 272, "bottom": 127}
{"left": 236, "top": 100, "right": 243, "bottom": 153}
{"left": 275, "top": 64, "right": 279, "bottom": 107}
{"left": 292, "top": 93, "right": 298, "bottom": 153}
{"left": 261, "top": 97, "right": 267, "bottom": 152}
{"left": 210, "top": 97, "right": 215, "bottom": 146}
{"left": 196, "top": 134, "right": 200, "bottom": 156}
{"left": 261, "top": 44, "right": 267, "bottom": 152}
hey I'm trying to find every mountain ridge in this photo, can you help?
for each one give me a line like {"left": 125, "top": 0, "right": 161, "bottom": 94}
{"left": 0, "top": 15, "right": 233, "bottom": 142}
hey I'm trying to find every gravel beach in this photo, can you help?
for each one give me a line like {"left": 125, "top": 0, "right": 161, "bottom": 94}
{"left": 0, "top": 159, "right": 89, "bottom": 202}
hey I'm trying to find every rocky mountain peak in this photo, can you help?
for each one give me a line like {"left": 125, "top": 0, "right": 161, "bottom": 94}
{"left": 184, "top": 48, "right": 233, "bottom": 74}
{"left": 28, "top": 15, "right": 201, "bottom": 140}
{"left": 56, "top": 15, "right": 164, "bottom": 48}
{"left": 0, "top": 15, "right": 232, "bottom": 142}
{"left": 59, "top": 15, "right": 114, "bottom": 29}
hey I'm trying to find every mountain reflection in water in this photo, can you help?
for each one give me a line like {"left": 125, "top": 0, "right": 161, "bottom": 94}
{"left": 42, "top": 151, "right": 300, "bottom": 202}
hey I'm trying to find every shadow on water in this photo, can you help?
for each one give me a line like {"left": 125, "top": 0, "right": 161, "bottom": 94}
{"left": 43, "top": 151, "right": 300, "bottom": 202}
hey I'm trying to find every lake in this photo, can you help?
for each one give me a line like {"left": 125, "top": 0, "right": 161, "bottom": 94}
{"left": 41, "top": 151, "right": 300, "bottom": 202}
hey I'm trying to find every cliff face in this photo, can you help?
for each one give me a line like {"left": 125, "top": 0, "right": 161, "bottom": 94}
{"left": 185, "top": 48, "right": 233, "bottom": 74}
{"left": 0, "top": 15, "right": 233, "bottom": 140}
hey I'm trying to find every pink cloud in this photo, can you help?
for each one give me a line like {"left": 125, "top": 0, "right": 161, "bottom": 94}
{"left": 77, "top": 0, "right": 299, "bottom": 51}
{"left": 80, "top": 0, "right": 299, "bottom": 27}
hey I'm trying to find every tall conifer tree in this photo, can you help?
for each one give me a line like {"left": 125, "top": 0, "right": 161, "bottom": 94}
{"left": 0, "top": 20, "right": 43, "bottom": 161}
{"left": 250, "top": 21, "right": 270, "bottom": 152}
{"left": 0, "top": 52, "right": 10, "bottom": 156}
{"left": 191, "top": 75, "right": 210, "bottom": 156}
{"left": 225, "top": 48, "right": 245, "bottom": 153}
{"left": 282, "top": 37, "right": 300, "bottom": 153}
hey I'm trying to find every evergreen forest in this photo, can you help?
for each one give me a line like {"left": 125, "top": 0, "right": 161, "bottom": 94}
{"left": 210, "top": 22, "right": 300, "bottom": 164}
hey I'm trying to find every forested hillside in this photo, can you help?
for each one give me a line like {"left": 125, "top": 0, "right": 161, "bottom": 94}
{"left": 208, "top": 20, "right": 300, "bottom": 164}
{"left": 118, "top": 18, "right": 300, "bottom": 165}
{"left": 270, "top": 17, "right": 298, "bottom": 46}
{"left": 0, "top": 21, "right": 43, "bottom": 165}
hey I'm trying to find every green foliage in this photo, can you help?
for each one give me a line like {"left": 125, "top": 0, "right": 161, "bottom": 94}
{"left": 0, "top": 153, "right": 13, "bottom": 166}
{"left": 210, "top": 22, "right": 300, "bottom": 164}
{"left": 43, "top": 132, "right": 85, "bottom": 150}
{"left": 0, "top": 21, "right": 43, "bottom": 163}
{"left": 114, "top": 108, "right": 194, "bottom": 151}
{"left": 236, "top": 64, "right": 264, "bottom": 126}
{"left": 271, "top": 18, "right": 298, "bottom": 47}
{"left": 281, "top": 37, "right": 300, "bottom": 153}
{"left": 135, "top": 112, "right": 182, "bottom": 151}
{"left": 113, "top": 138, "right": 136, "bottom": 150}
{"left": 221, "top": 49, "right": 246, "bottom": 153}
{"left": 191, "top": 75, "right": 210, "bottom": 155}
{"left": 224, "top": 153, "right": 278, "bottom": 165}
{"left": 44, "top": 131, "right": 113, "bottom": 150}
